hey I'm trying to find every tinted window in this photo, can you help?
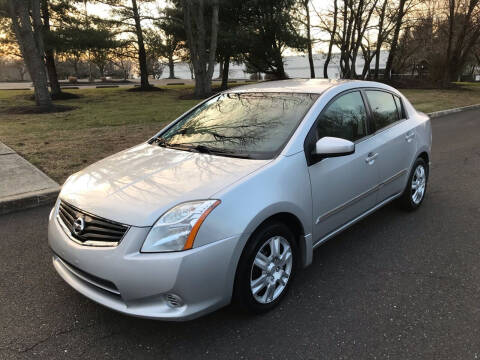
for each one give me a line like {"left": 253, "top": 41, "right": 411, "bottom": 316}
{"left": 366, "top": 90, "right": 399, "bottom": 131}
{"left": 316, "top": 91, "right": 367, "bottom": 142}
{"left": 160, "top": 92, "right": 318, "bottom": 158}
{"left": 393, "top": 95, "right": 405, "bottom": 119}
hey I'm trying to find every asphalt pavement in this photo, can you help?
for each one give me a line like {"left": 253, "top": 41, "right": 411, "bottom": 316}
{"left": 1, "top": 109, "right": 479, "bottom": 359}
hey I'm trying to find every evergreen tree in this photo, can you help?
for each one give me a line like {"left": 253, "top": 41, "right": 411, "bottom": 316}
{"left": 239, "top": 0, "right": 308, "bottom": 79}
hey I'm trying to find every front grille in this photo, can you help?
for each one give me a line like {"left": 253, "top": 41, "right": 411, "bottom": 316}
{"left": 58, "top": 201, "right": 128, "bottom": 246}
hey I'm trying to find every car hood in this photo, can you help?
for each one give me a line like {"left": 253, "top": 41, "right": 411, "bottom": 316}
{"left": 60, "top": 143, "right": 270, "bottom": 226}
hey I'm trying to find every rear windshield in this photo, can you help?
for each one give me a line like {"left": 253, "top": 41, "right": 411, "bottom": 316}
{"left": 158, "top": 92, "right": 318, "bottom": 159}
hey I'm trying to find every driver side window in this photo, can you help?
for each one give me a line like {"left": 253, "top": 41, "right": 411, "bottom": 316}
{"left": 316, "top": 91, "right": 368, "bottom": 142}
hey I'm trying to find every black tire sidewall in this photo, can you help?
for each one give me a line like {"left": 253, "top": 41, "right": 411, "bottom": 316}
{"left": 234, "top": 221, "right": 298, "bottom": 313}
{"left": 403, "top": 158, "right": 429, "bottom": 210}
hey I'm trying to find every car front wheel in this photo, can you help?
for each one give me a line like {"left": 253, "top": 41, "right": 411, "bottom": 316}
{"left": 233, "top": 221, "right": 298, "bottom": 313}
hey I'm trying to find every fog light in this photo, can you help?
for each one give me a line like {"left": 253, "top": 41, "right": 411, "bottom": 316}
{"left": 165, "top": 293, "right": 184, "bottom": 308}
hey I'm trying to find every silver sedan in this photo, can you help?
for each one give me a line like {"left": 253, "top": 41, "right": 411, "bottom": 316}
{"left": 48, "top": 79, "right": 432, "bottom": 320}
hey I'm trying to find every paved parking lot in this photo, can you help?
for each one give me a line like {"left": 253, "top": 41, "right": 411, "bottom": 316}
{"left": 1, "top": 110, "right": 479, "bottom": 359}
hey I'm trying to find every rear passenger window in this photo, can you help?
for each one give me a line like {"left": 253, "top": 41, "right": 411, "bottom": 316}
{"left": 366, "top": 90, "right": 399, "bottom": 131}
{"left": 316, "top": 91, "right": 367, "bottom": 142}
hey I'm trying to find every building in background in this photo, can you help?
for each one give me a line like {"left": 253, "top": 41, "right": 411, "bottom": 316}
{"left": 0, "top": 51, "right": 390, "bottom": 82}
{"left": 167, "top": 51, "right": 390, "bottom": 80}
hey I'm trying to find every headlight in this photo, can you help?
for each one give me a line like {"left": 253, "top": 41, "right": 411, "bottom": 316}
{"left": 141, "top": 200, "right": 221, "bottom": 253}
{"left": 50, "top": 197, "right": 61, "bottom": 220}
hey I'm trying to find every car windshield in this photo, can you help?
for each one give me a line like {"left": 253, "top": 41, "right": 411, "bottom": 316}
{"left": 156, "top": 92, "right": 318, "bottom": 159}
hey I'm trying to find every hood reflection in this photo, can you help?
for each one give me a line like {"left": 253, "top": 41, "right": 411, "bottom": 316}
{"left": 60, "top": 143, "right": 270, "bottom": 226}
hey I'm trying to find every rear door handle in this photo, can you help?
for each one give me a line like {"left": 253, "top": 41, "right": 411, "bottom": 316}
{"left": 365, "top": 152, "right": 378, "bottom": 164}
{"left": 405, "top": 132, "right": 416, "bottom": 142}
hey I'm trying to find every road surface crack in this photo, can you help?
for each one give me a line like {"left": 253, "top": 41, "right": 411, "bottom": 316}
{"left": 11, "top": 322, "right": 97, "bottom": 354}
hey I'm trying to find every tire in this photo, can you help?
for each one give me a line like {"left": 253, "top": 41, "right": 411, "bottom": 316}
{"left": 233, "top": 221, "right": 298, "bottom": 314}
{"left": 398, "top": 157, "right": 428, "bottom": 211}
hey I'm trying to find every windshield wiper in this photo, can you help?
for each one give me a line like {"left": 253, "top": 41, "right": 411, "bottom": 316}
{"left": 161, "top": 142, "right": 252, "bottom": 159}
{"left": 194, "top": 145, "right": 252, "bottom": 159}
{"left": 214, "top": 152, "right": 252, "bottom": 159}
{"left": 154, "top": 138, "right": 193, "bottom": 152}
{"left": 155, "top": 141, "right": 204, "bottom": 154}
{"left": 153, "top": 137, "right": 170, "bottom": 147}
{"left": 193, "top": 144, "right": 222, "bottom": 154}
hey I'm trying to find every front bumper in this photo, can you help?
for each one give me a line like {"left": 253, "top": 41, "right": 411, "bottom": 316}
{"left": 48, "top": 207, "right": 240, "bottom": 321}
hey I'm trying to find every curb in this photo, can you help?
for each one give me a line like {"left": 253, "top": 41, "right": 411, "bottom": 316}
{"left": 0, "top": 142, "right": 60, "bottom": 216}
{"left": 0, "top": 187, "right": 60, "bottom": 216}
{"left": 427, "top": 103, "right": 480, "bottom": 118}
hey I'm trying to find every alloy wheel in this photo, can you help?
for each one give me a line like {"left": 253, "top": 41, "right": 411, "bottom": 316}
{"left": 411, "top": 164, "right": 426, "bottom": 204}
{"left": 250, "top": 236, "right": 293, "bottom": 304}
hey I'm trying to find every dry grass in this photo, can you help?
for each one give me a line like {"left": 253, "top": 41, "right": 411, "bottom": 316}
{"left": 402, "top": 82, "right": 480, "bottom": 113}
{"left": 0, "top": 87, "right": 200, "bottom": 182}
{"left": 1, "top": 82, "right": 479, "bottom": 183}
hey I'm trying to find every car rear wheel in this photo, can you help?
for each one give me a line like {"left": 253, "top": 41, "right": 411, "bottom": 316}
{"left": 233, "top": 221, "right": 298, "bottom": 313}
{"left": 398, "top": 157, "right": 428, "bottom": 211}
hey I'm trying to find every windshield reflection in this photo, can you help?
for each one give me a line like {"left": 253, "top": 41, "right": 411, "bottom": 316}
{"left": 158, "top": 92, "right": 318, "bottom": 159}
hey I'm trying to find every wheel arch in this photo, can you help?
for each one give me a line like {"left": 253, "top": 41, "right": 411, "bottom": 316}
{"left": 232, "top": 204, "right": 313, "bottom": 279}
{"left": 254, "top": 212, "right": 309, "bottom": 268}
{"left": 230, "top": 209, "right": 312, "bottom": 304}
{"left": 418, "top": 151, "right": 430, "bottom": 168}
{"left": 411, "top": 149, "right": 430, "bottom": 178}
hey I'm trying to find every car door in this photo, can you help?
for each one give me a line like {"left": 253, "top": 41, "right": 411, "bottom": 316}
{"left": 305, "top": 90, "right": 382, "bottom": 244}
{"left": 364, "top": 90, "right": 417, "bottom": 202}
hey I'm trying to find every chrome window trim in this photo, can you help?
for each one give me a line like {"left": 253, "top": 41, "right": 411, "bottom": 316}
{"left": 362, "top": 88, "right": 410, "bottom": 137}
{"left": 304, "top": 88, "right": 371, "bottom": 166}
{"left": 303, "top": 85, "right": 411, "bottom": 163}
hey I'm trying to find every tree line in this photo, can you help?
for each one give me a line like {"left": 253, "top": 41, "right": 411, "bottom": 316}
{"left": 0, "top": 0, "right": 479, "bottom": 109}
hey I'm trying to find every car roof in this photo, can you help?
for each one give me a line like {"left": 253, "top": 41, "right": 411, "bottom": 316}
{"left": 228, "top": 78, "right": 392, "bottom": 95}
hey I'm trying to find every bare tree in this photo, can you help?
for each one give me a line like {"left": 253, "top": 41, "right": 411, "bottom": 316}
{"left": 302, "top": 0, "right": 315, "bottom": 78}
{"left": 323, "top": 0, "right": 338, "bottom": 78}
{"left": 360, "top": 36, "right": 376, "bottom": 77}
{"left": 384, "top": 0, "right": 409, "bottom": 80}
{"left": 318, "top": 0, "right": 377, "bottom": 79}
{"left": 130, "top": 0, "right": 150, "bottom": 88}
{"left": 383, "top": 0, "right": 421, "bottom": 80}
{"left": 335, "top": 0, "right": 378, "bottom": 79}
{"left": 373, "top": 0, "right": 389, "bottom": 78}
{"left": 98, "top": 0, "right": 154, "bottom": 89}
{"left": 7, "top": 0, "right": 52, "bottom": 108}
{"left": 441, "top": 0, "right": 480, "bottom": 84}
{"left": 182, "top": 0, "right": 219, "bottom": 97}
{"left": 14, "top": 59, "right": 28, "bottom": 80}
{"left": 110, "top": 45, "right": 136, "bottom": 79}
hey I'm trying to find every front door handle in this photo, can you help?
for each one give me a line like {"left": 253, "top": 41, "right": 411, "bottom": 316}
{"left": 365, "top": 152, "right": 378, "bottom": 164}
{"left": 405, "top": 132, "right": 416, "bottom": 142}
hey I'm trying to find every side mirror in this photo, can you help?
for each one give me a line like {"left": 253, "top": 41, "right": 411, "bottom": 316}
{"left": 313, "top": 137, "right": 355, "bottom": 158}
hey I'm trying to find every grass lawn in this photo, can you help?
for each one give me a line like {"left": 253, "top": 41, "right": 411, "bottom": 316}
{"left": 401, "top": 82, "right": 480, "bottom": 113}
{"left": 0, "top": 87, "right": 200, "bottom": 183}
{"left": 1, "top": 82, "right": 479, "bottom": 183}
